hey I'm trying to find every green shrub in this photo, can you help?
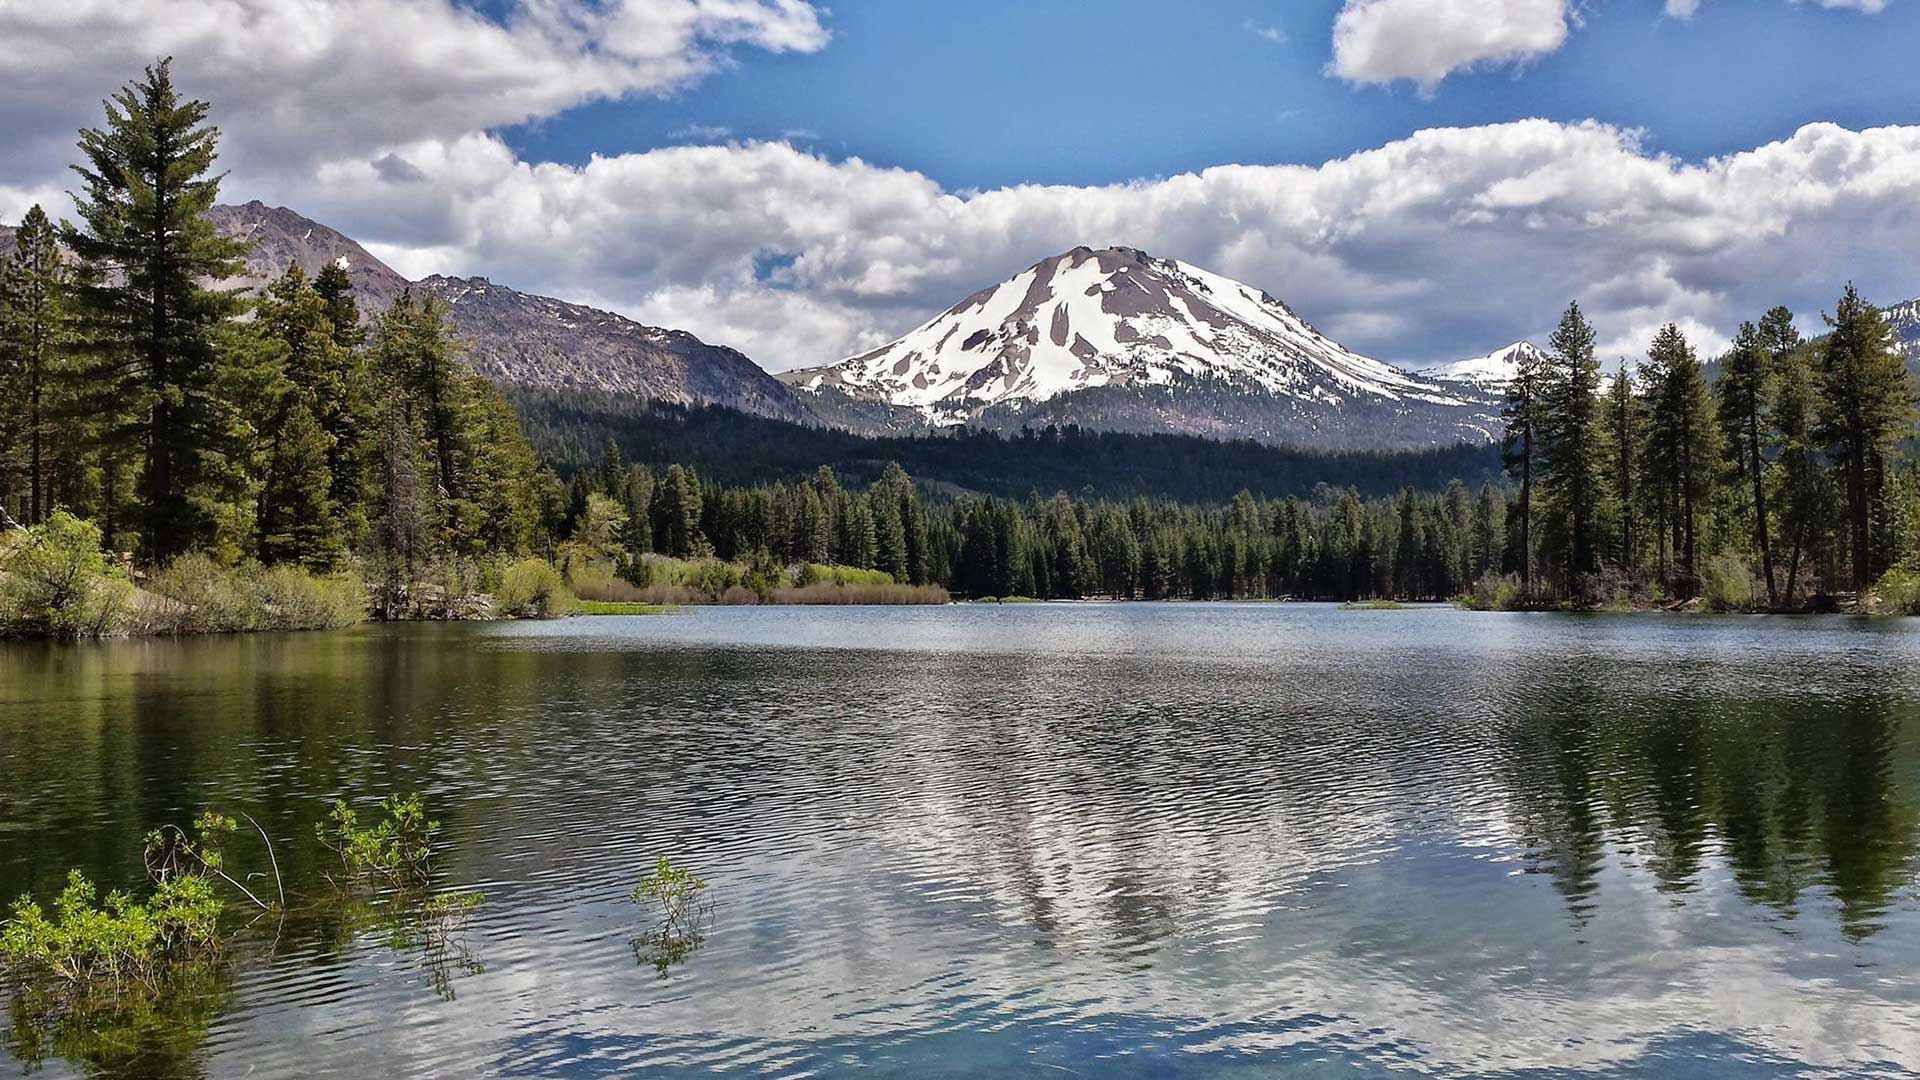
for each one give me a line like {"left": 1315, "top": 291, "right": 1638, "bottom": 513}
{"left": 0, "top": 512, "right": 133, "bottom": 638}
{"left": 1872, "top": 564, "right": 1920, "bottom": 615}
{"left": 773, "top": 583, "right": 950, "bottom": 605}
{"left": 630, "top": 856, "right": 711, "bottom": 975}
{"left": 317, "top": 793, "right": 442, "bottom": 888}
{"left": 0, "top": 871, "right": 220, "bottom": 986}
{"left": 1702, "top": 554, "right": 1761, "bottom": 613}
{"left": 494, "top": 558, "right": 569, "bottom": 618}
{"left": 0, "top": 811, "right": 261, "bottom": 990}
{"left": 253, "top": 565, "right": 366, "bottom": 630}
{"left": 795, "top": 564, "right": 894, "bottom": 588}
{"left": 1459, "top": 573, "right": 1525, "bottom": 611}
{"left": 144, "top": 554, "right": 255, "bottom": 634}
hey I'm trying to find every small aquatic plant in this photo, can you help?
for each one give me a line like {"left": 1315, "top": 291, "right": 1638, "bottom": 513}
{"left": 630, "top": 856, "right": 711, "bottom": 975}
{"left": 317, "top": 792, "right": 442, "bottom": 888}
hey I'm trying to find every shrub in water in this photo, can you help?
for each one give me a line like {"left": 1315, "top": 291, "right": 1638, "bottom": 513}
{"left": 630, "top": 856, "right": 711, "bottom": 975}
{"left": 0, "top": 811, "right": 268, "bottom": 991}
{"left": 0, "top": 870, "right": 221, "bottom": 986}
{"left": 318, "top": 793, "right": 443, "bottom": 888}
{"left": 0, "top": 512, "right": 133, "bottom": 638}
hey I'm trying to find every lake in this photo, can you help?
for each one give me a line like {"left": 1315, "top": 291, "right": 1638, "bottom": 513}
{"left": 4, "top": 604, "right": 1920, "bottom": 1078}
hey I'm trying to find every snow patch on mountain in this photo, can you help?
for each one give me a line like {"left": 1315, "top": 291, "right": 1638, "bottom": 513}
{"left": 782, "top": 246, "right": 1471, "bottom": 423}
{"left": 1417, "top": 341, "right": 1545, "bottom": 390}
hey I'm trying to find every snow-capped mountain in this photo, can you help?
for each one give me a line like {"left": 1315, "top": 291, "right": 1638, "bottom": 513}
{"left": 1886, "top": 296, "right": 1920, "bottom": 361}
{"left": 781, "top": 246, "right": 1497, "bottom": 449}
{"left": 1417, "top": 341, "right": 1545, "bottom": 391}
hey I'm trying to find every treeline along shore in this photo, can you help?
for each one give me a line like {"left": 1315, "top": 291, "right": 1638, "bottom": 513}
{"left": 2, "top": 60, "right": 1918, "bottom": 638}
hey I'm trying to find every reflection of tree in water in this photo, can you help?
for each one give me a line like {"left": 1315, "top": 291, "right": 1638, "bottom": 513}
{"left": 5, "top": 964, "right": 228, "bottom": 1080}
{"left": 1502, "top": 683, "right": 1919, "bottom": 939}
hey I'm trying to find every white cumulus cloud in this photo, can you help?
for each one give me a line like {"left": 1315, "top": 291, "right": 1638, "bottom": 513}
{"left": 245, "top": 120, "right": 1920, "bottom": 372}
{"left": 0, "top": 0, "right": 828, "bottom": 181}
{"left": 1329, "top": 0, "right": 1571, "bottom": 93}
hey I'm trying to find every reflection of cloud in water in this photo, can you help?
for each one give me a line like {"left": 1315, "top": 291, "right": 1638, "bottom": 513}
{"left": 6, "top": 606, "right": 1920, "bottom": 1076}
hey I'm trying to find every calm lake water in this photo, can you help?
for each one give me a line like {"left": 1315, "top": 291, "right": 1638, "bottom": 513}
{"left": 5, "top": 604, "right": 1920, "bottom": 1078}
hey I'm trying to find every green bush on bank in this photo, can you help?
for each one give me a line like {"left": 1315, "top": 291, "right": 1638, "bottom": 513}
{"left": 0, "top": 513, "right": 134, "bottom": 638}
{"left": 1702, "top": 554, "right": 1764, "bottom": 613}
{"left": 1457, "top": 573, "right": 1525, "bottom": 611}
{"left": 141, "top": 555, "right": 365, "bottom": 634}
{"left": 1873, "top": 564, "right": 1920, "bottom": 615}
{"left": 494, "top": 558, "right": 571, "bottom": 618}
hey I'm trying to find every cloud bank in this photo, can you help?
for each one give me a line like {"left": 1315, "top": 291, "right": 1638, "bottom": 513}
{"left": 2, "top": 1, "right": 1918, "bottom": 374}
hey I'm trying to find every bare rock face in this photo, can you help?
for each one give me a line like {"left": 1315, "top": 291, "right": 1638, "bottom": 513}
{"left": 780, "top": 246, "right": 1502, "bottom": 448}
{"left": 205, "top": 201, "right": 412, "bottom": 318}
{"left": 191, "top": 203, "right": 812, "bottom": 423}
{"left": 413, "top": 275, "right": 813, "bottom": 422}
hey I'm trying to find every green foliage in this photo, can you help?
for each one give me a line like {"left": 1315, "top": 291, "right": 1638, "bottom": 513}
{"left": 569, "top": 600, "right": 672, "bottom": 616}
{"left": 61, "top": 59, "right": 250, "bottom": 563}
{"left": 495, "top": 557, "right": 570, "bottom": 618}
{"left": 0, "top": 511, "right": 132, "bottom": 637}
{"left": 1702, "top": 554, "right": 1763, "bottom": 613}
{"left": 142, "top": 554, "right": 365, "bottom": 633}
{"left": 1458, "top": 573, "right": 1526, "bottom": 612}
{"left": 630, "top": 857, "right": 711, "bottom": 976}
{"left": 317, "top": 793, "right": 442, "bottom": 888}
{"left": 796, "top": 563, "right": 894, "bottom": 588}
{"left": 0, "top": 810, "right": 256, "bottom": 997}
{"left": 0, "top": 870, "right": 220, "bottom": 986}
{"left": 1872, "top": 564, "right": 1920, "bottom": 615}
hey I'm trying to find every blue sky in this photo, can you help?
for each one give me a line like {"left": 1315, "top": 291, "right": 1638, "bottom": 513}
{"left": 4, "top": 1, "right": 1920, "bottom": 369}
{"left": 501, "top": 1, "right": 1920, "bottom": 191}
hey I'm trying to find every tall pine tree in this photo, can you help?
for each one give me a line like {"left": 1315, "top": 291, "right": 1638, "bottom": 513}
{"left": 1815, "top": 284, "right": 1915, "bottom": 592}
{"left": 62, "top": 59, "right": 249, "bottom": 562}
{"left": 1717, "top": 320, "right": 1778, "bottom": 605}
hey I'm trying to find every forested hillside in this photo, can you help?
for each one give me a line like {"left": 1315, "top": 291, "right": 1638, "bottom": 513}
{"left": 509, "top": 390, "right": 1504, "bottom": 502}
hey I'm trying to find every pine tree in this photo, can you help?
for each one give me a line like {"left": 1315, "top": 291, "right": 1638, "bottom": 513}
{"left": 1717, "top": 320, "right": 1778, "bottom": 605}
{"left": 62, "top": 59, "right": 250, "bottom": 562}
{"left": 371, "top": 400, "right": 425, "bottom": 618}
{"left": 0, "top": 207, "right": 70, "bottom": 525}
{"left": 1539, "top": 302, "right": 1604, "bottom": 597}
{"left": 260, "top": 264, "right": 370, "bottom": 547}
{"left": 1605, "top": 368, "right": 1642, "bottom": 573}
{"left": 656, "top": 464, "right": 705, "bottom": 557}
{"left": 1770, "top": 343, "right": 1824, "bottom": 604}
{"left": 1393, "top": 488, "right": 1420, "bottom": 598}
{"left": 1472, "top": 483, "right": 1505, "bottom": 581}
{"left": 1502, "top": 341, "right": 1548, "bottom": 594}
{"left": 1815, "top": 284, "right": 1915, "bottom": 592}
{"left": 1641, "top": 325, "right": 1720, "bottom": 596}
{"left": 256, "top": 400, "right": 341, "bottom": 568}
{"left": 312, "top": 260, "right": 366, "bottom": 351}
